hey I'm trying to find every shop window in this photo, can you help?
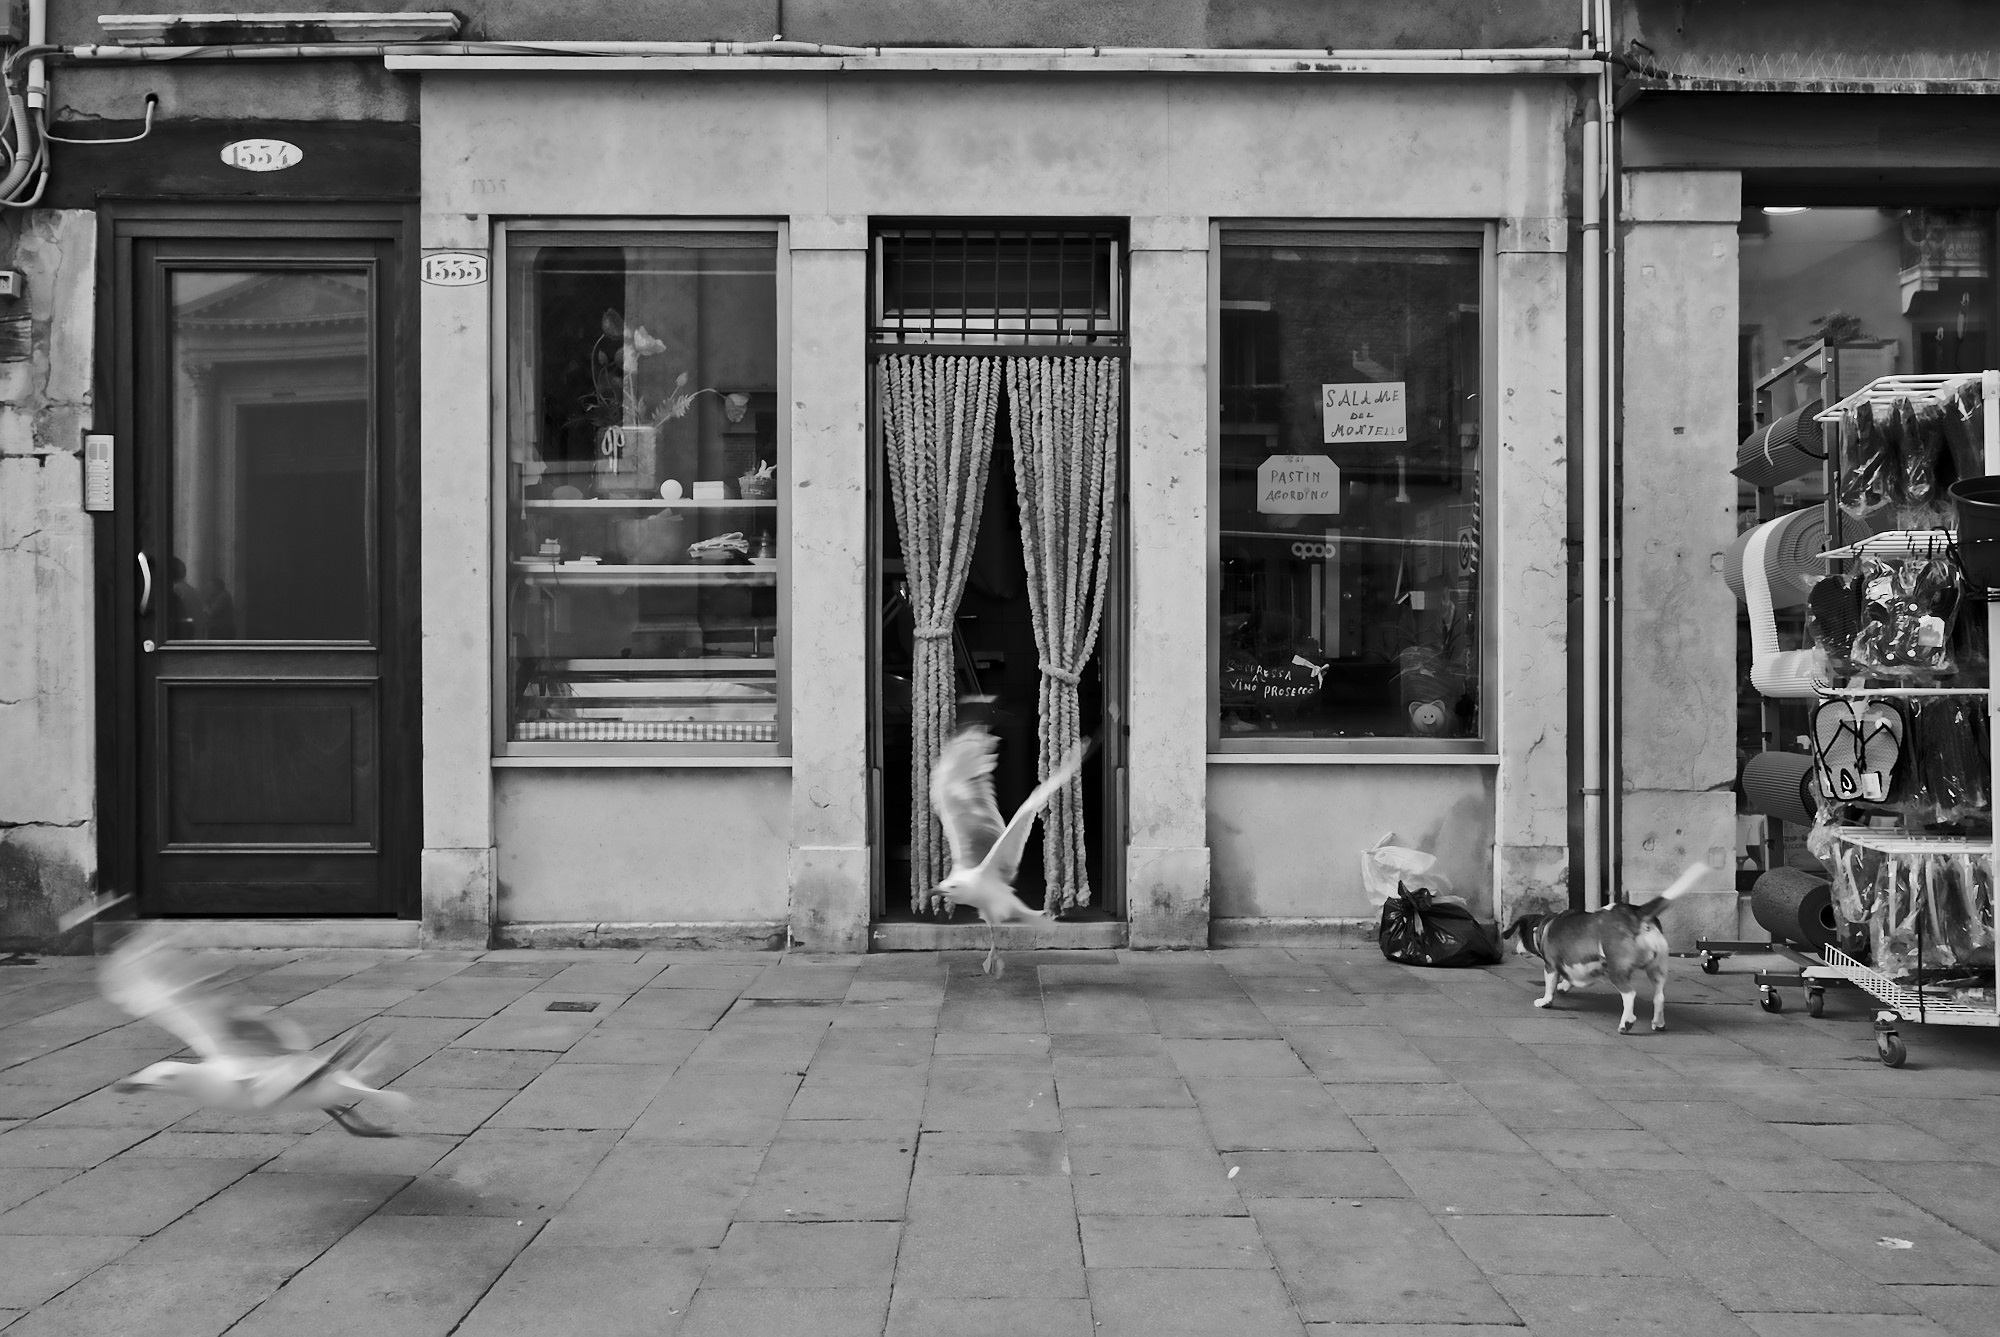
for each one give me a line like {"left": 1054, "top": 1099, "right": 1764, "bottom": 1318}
{"left": 1212, "top": 227, "right": 1488, "bottom": 750}
{"left": 499, "top": 226, "right": 784, "bottom": 752}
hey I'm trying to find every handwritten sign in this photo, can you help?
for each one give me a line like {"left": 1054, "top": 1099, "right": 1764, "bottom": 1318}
{"left": 1323, "top": 381, "right": 1407, "bottom": 443}
{"left": 1257, "top": 454, "right": 1340, "bottom": 514}
{"left": 219, "top": 139, "right": 302, "bottom": 172}
{"left": 421, "top": 251, "right": 490, "bottom": 287}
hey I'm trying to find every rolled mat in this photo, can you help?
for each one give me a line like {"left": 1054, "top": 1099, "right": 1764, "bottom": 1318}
{"left": 1750, "top": 867, "right": 1839, "bottom": 950}
{"left": 1740, "top": 750, "right": 1817, "bottom": 827}
{"left": 1724, "top": 507, "right": 1873, "bottom": 610}
{"left": 1734, "top": 399, "right": 1827, "bottom": 489}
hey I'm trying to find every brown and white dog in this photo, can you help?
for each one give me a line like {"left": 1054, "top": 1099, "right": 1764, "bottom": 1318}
{"left": 1500, "top": 865, "right": 1706, "bottom": 1034}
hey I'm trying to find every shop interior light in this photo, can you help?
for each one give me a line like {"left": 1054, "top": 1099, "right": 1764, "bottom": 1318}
{"left": 1762, "top": 206, "right": 1812, "bottom": 215}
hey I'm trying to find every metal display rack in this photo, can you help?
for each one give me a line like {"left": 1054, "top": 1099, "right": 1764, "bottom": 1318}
{"left": 1700, "top": 371, "right": 2000, "bottom": 1063}
{"left": 1802, "top": 370, "right": 2000, "bottom": 1065}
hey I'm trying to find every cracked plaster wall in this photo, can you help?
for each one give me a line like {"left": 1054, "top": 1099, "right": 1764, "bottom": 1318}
{"left": 0, "top": 211, "right": 98, "bottom": 951}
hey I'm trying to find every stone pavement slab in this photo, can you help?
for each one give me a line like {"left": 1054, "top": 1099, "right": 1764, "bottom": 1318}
{"left": 4, "top": 943, "right": 2000, "bottom": 1335}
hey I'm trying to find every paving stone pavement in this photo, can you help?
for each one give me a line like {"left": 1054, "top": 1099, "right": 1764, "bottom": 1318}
{"left": 2, "top": 943, "right": 1999, "bottom": 1335}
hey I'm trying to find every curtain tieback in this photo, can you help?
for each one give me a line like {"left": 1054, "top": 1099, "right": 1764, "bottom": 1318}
{"left": 1039, "top": 661, "right": 1082, "bottom": 685}
{"left": 913, "top": 624, "right": 954, "bottom": 641}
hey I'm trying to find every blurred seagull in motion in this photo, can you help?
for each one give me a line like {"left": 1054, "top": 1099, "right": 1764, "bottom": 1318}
{"left": 101, "top": 926, "right": 410, "bottom": 1137}
{"left": 929, "top": 722, "right": 1096, "bottom": 978}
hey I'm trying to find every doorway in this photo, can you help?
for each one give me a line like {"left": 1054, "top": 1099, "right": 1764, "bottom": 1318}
{"left": 866, "top": 224, "right": 1128, "bottom": 924}
{"left": 102, "top": 212, "right": 419, "bottom": 917}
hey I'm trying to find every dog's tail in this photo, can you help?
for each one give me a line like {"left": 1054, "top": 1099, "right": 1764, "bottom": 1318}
{"left": 1628, "top": 863, "right": 1706, "bottom": 923}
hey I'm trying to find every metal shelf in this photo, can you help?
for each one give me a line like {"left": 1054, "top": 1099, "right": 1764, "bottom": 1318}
{"left": 1825, "top": 826, "right": 1992, "bottom": 855}
{"left": 523, "top": 498, "right": 777, "bottom": 509}
{"left": 512, "top": 561, "right": 776, "bottom": 585}
{"left": 1819, "top": 529, "right": 1956, "bottom": 561}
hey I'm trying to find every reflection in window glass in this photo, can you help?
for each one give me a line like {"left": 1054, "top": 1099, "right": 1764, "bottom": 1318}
{"left": 504, "top": 232, "right": 782, "bottom": 746}
{"left": 1216, "top": 232, "right": 1483, "bottom": 743}
{"left": 169, "top": 271, "right": 373, "bottom": 641}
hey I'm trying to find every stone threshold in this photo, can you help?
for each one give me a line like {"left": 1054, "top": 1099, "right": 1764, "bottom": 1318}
{"left": 92, "top": 919, "right": 419, "bottom": 951}
{"left": 496, "top": 921, "right": 788, "bottom": 950}
{"left": 870, "top": 919, "right": 1127, "bottom": 951}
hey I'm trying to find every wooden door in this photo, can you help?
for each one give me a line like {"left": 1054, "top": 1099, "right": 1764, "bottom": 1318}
{"left": 111, "top": 220, "right": 417, "bottom": 916}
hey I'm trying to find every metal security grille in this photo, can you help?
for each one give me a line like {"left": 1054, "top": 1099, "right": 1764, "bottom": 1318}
{"left": 871, "top": 225, "right": 1126, "bottom": 351}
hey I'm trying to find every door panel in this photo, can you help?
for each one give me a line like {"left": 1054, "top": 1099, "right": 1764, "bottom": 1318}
{"left": 121, "top": 224, "right": 413, "bottom": 917}
{"left": 162, "top": 682, "right": 377, "bottom": 844}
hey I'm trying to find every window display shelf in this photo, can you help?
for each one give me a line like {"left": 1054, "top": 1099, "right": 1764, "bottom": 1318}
{"left": 547, "top": 657, "right": 775, "bottom": 673}
{"left": 512, "top": 561, "right": 776, "bottom": 586}
{"left": 522, "top": 498, "right": 777, "bottom": 509}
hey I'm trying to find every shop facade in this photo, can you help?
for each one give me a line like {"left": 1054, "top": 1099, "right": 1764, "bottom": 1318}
{"left": 1610, "top": 1, "right": 2000, "bottom": 924}
{"left": 3, "top": 6, "right": 1597, "bottom": 952}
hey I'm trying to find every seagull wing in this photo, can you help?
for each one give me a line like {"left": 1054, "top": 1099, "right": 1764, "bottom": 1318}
{"left": 930, "top": 725, "right": 1008, "bottom": 874}
{"left": 100, "top": 927, "right": 305, "bottom": 1060}
{"left": 977, "top": 735, "right": 1096, "bottom": 888}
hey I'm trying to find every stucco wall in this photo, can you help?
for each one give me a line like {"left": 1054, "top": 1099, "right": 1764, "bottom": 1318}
{"left": 495, "top": 769, "right": 792, "bottom": 923}
{"left": 66, "top": 1, "right": 1581, "bottom": 49}
{"left": 1210, "top": 765, "right": 1497, "bottom": 918}
{"left": 420, "top": 71, "right": 1576, "bottom": 942}
{"left": 1617, "top": 169, "right": 1740, "bottom": 946}
{"left": 1620, "top": 0, "right": 2000, "bottom": 75}
{"left": 0, "top": 212, "right": 97, "bottom": 952}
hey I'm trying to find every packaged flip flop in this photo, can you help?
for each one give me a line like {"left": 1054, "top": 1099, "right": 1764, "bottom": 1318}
{"left": 1850, "top": 555, "right": 1961, "bottom": 677}
{"left": 1838, "top": 399, "right": 1899, "bottom": 519}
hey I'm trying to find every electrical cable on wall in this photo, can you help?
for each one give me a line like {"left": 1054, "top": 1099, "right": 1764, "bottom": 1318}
{"left": 0, "top": 44, "right": 61, "bottom": 208}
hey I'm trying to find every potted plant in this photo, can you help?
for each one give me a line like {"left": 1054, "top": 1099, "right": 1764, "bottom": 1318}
{"left": 576, "top": 308, "right": 720, "bottom": 496}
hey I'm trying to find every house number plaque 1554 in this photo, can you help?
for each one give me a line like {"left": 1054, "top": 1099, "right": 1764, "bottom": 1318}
{"left": 219, "top": 139, "right": 302, "bottom": 172}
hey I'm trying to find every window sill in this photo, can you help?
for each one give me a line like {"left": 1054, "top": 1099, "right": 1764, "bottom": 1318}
{"left": 1208, "top": 752, "right": 1499, "bottom": 765}
{"left": 493, "top": 755, "right": 793, "bottom": 768}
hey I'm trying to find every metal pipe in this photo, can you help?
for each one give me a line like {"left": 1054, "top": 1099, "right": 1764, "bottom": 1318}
{"left": 1579, "top": 105, "right": 1604, "bottom": 913}
{"left": 27, "top": 0, "right": 45, "bottom": 108}
{"left": 1598, "top": 0, "right": 1625, "bottom": 906}
{"left": 58, "top": 40, "right": 1596, "bottom": 69}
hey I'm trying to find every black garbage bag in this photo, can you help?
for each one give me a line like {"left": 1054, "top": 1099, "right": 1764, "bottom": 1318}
{"left": 1378, "top": 882, "right": 1502, "bottom": 968}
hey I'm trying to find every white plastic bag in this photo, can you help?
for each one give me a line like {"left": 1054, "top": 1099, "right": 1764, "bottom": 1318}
{"left": 1361, "top": 833, "right": 1455, "bottom": 908}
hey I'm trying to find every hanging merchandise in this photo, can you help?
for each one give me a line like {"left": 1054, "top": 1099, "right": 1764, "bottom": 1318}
{"left": 1806, "top": 572, "right": 1864, "bottom": 671}
{"left": 1849, "top": 555, "right": 1960, "bottom": 677}
{"left": 1809, "top": 695, "right": 1907, "bottom": 804}
{"left": 1908, "top": 697, "right": 1991, "bottom": 823}
{"left": 1891, "top": 394, "right": 1941, "bottom": 513}
{"left": 1838, "top": 398, "right": 1899, "bottom": 518}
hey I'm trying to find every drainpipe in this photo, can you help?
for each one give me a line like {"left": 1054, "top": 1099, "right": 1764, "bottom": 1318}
{"left": 1580, "top": 101, "right": 1605, "bottom": 912}
{"left": 1597, "top": 0, "right": 1624, "bottom": 907}
{"left": 1576, "top": 0, "right": 1624, "bottom": 910}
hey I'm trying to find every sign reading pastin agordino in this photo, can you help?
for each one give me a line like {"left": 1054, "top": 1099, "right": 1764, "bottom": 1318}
{"left": 1257, "top": 454, "right": 1340, "bottom": 514}
{"left": 1323, "top": 381, "right": 1407, "bottom": 443}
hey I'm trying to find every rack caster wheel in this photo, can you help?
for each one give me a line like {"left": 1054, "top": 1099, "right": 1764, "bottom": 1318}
{"left": 1700, "top": 953, "right": 1721, "bottom": 975}
{"left": 1759, "top": 986, "right": 1783, "bottom": 1013}
{"left": 1877, "top": 1031, "right": 1907, "bottom": 1067}
{"left": 1807, "top": 987, "right": 1826, "bottom": 1018}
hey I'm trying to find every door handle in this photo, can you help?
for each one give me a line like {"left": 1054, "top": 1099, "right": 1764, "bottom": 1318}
{"left": 137, "top": 551, "right": 152, "bottom": 616}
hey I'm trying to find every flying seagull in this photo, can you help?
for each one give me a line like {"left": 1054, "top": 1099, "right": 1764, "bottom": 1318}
{"left": 101, "top": 926, "right": 410, "bottom": 1137}
{"left": 929, "top": 723, "right": 1095, "bottom": 978}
